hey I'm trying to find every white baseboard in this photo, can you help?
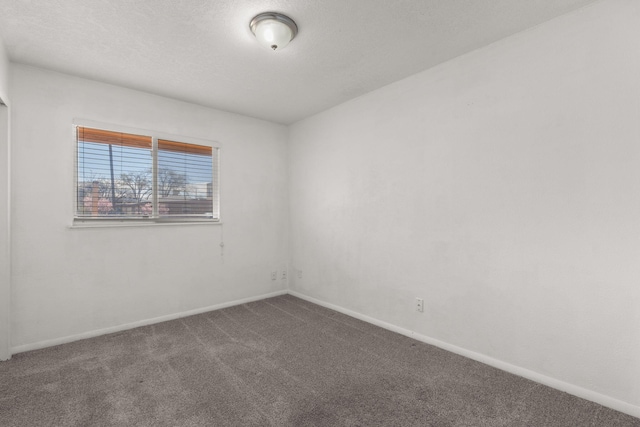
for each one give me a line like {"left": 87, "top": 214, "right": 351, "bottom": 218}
{"left": 11, "top": 289, "right": 288, "bottom": 355}
{"left": 288, "top": 290, "right": 640, "bottom": 419}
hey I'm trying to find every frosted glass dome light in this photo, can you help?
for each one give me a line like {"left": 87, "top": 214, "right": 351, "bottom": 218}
{"left": 250, "top": 12, "right": 298, "bottom": 51}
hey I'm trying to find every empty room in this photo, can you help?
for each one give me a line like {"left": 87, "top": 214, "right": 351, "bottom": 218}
{"left": 0, "top": 0, "right": 639, "bottom": 425}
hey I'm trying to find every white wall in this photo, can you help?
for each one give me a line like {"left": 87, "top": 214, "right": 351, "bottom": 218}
{"left": 10, "top": 65, "right": 289, "bottom": 350}
{"left": 0, "top": 36, "right": 8, "bottom": 103}
{"left": 0, "top": 36, "right": 11, "bottom": 360}
{"left": 289, "top": 0, "right": 640, "bottom": 414}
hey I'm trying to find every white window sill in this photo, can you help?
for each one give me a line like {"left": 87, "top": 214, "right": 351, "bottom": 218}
{"left": 69, "top": 220, "right": 222, "bottom": 229}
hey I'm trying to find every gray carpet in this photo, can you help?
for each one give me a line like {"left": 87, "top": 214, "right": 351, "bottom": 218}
{"left": 1, "top": 295, "right": 638, "bottom": 426}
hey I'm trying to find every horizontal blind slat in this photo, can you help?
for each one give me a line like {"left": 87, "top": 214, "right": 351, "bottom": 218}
{"left": 77, "top": 127, "right": 152, "bottom": 149}
{"left": 158, "top": 139, "right": 212, "bottom": 156}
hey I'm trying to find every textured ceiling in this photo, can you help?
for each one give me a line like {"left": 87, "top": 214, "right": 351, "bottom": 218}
{"left": 0, "top": 0, "right": 598, "bottom": 124}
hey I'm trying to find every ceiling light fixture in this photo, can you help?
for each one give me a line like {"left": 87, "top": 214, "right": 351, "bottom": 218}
{"left": 250, "top": 12, "right": 298, "bottom": 51}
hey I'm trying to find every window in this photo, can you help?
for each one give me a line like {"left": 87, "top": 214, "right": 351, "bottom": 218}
{"left": 75, "top": 122, "right": 219, "bottom": 223}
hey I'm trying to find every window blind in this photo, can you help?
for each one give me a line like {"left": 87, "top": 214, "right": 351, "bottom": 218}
{"left": 157, "top": 139, "right": 218, "bottom": 219}
{"left": 76, "top": 127, "right": 153, "bottom": 218}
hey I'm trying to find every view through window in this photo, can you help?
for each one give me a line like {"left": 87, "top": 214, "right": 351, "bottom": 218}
{"left": 75, "top": 125, "right": 219, "bottom": 221}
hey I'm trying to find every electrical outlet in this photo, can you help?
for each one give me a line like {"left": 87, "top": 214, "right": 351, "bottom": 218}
{"left": 282, "top": 270, "right": 287, "bottom": 280}
{"left": 297, "top": 270, "right": 302, "bottom": 279}
{"left": 271, "top": 271, "right": 277, "bottom": 280}
{"left": 416, "top": 298, "right": 424, "bottom": 313}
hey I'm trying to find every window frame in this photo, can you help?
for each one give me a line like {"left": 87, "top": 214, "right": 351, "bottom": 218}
{"left": 72, "top": 119, "right": 220, "bottom": 226}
